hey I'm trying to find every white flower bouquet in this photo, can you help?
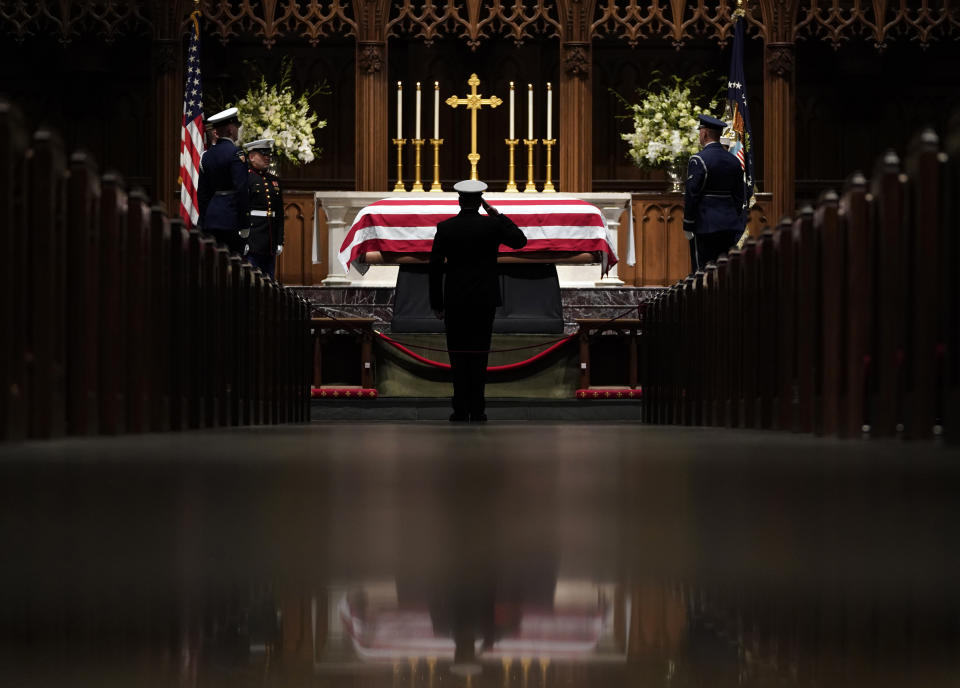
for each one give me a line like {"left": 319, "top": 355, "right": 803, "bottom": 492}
{"left": 235, "top": 58, "right": 327, "bottom": 166}
{"left": 617, "top": 72, "right": 721, "bottom": 171}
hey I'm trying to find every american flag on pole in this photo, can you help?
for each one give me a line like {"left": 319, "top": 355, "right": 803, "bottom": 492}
{"left": 727, "top": 9, "right": 755, "bottom": 209}
{"left": 179, "top": 11, "right": 204, "bottom": 228}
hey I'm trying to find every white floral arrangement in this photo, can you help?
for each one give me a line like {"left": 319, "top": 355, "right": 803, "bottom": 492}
{"left": 235, "top": 59, "right": 327, "bottom": 166}
{"left": 617, "top": 73, "right": 720, "bottom": 170}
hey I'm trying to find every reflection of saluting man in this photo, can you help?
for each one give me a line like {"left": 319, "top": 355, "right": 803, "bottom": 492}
{"left": 429, "top": 180, "right": 527, "bottom": 423}
{"left": 682, "top": 114, "right": 745, "bottom": 271}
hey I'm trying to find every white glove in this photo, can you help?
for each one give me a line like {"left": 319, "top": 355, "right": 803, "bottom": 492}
{"left": 276, "top": 245, "right": 283, "bottom": 255}
{"left": 243, "top": 244, "right": 250, "bottom": 256}
{"left": 239, "top": 227, "right": 250, "bottom": 239}
{"left": 683, "top": 231, "right": 694, "bottom": 240}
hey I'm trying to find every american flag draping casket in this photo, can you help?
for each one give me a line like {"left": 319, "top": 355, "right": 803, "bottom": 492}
{"left": 338, "top": 196, "right": 618, "bottom": 275}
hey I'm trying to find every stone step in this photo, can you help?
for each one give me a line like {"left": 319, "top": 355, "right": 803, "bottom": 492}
{"left": 312, "top": 397, "right": 643, "bottom": 421}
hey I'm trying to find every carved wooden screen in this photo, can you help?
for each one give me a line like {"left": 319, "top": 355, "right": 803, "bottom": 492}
{"left": 385, "top": 0, "right": 561, "bottom": 48}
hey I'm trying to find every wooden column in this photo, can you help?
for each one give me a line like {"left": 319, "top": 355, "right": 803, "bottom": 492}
{"left": 354, "top": 0, "right": 390, "bottom": 193}
{"left": 763, "top": 41, "right": 795, "bottom": 222}
{"left": 153, "top": 37, "right": 181, "bottom": 213}
{"left": 355, "top": 40, "right": 388, "bottom": 191}
{"left": 559, "top": 42, "right": 592, "bottom": 192}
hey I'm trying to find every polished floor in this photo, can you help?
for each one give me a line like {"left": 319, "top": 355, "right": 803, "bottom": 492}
{"left": 1, "top": 422, "right": 958, "bottom": 687}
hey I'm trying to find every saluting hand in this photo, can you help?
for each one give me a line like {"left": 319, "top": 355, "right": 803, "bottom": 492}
{"left": 481, "top": 198, "right": 499, "bottom": 216}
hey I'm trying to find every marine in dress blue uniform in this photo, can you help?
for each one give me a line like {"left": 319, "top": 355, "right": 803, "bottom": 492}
{"left": 682, "top": 114, "right": 746, "bottom": 271}
{"left": 243, "top": 139, "right": 284, "bottom": 280}
{"left": 429, "top": 180, "right": 528, "bottom": 422}
{"left": 196, "top": 107, "right": 249, "bottom": 255}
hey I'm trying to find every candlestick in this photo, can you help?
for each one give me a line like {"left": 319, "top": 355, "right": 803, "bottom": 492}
{"left": 505, "top": 138, "right": 519, "bottom": 192}
{"left": 509, "top": 82, "right": 515, "bottom": 141}
{"left": 523, "top": 138, "right": 539, "bottom": 193}
{"left": 415, "top": 82, "right": 421, "bottom": 140}
{"left": 392, "top": 138, "right": 407, "bottom": 192}
{"left": 433, "top": 81, "right": 439, "bottom": 139}
{"left": 411, "top": 138, "right": 425, "bottom": 191}
{"left": 527, "top": 83, "right": 533, "bottom": 140}
{"left": 396, "top": 82, "right": 402, "bottom": 139}
{"left": 429, "top": 138, "right": 444, "bottom": 192}
{"left": 542, "top": 138, "right": 556, "bottom": 192}
{"left": 546, "top": 82, "right": 552, "bottom": 140}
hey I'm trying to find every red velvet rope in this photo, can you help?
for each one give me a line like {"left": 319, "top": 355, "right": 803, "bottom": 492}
{"left": 375, "top": 330, "right": 577, "bottom": 372}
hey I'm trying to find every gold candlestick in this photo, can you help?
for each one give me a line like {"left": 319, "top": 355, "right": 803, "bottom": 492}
{"left": 504, "top": 139, "right": 519, "bottom": 192}
{"left": 392, "top": 138, "right": 407, "bottom": 192}
{"left": 523, "top": 138, "right": 539, "bottom": 193}
{"left": 429, "top": 138, "right": 444, "bottom": 192}
{"left": 411, "top": 138, "right": 425, "bottom": 191}
{"left": 542, "top": 138, "right": 556, "bottom": 192}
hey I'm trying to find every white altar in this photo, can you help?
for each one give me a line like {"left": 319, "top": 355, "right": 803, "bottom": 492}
{"left": 311, "top": 191, "right": 632, "bottom": 288}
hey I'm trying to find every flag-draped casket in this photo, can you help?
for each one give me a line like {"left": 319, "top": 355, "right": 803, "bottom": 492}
{"left": 339, "top": 196, "right": 618, "bottom": 274}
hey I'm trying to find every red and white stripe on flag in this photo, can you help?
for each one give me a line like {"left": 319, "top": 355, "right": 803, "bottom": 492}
{"left": 728, "top": 140, "right": 746, "bottom": 171}
{"left": 179, "top": 16, "right": 204, "bottom": 228}
{"left": 338, "top": 197, "right": 617, "bottom": 273}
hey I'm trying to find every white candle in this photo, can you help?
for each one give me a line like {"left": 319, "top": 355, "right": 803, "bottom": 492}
{"left": 527, "top": 83, "right": 533, "bottom": 140}
{"left": 509, "top": 82, "right": 515, "bottom": 140}
{"left": 415, "top": 82, "right": 421, "bottom": 140}
{"left": 397, "top": 82, "right": 402, "bottom": 139}
{"left": 434, "top": 81, "right": 439, "bottom": 139}
{"left": 546, "top": 82, "right": 552, "bottom": 140}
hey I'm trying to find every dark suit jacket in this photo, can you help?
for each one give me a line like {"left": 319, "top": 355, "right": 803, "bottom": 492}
{"left": 682, "top": 141, "right": 746, "bottom": 235}
{"left": 428, "top": 208, "right": 527, "bottom": 312}
{"left": 197, "top": 138, "right": 249, "bottom": 231}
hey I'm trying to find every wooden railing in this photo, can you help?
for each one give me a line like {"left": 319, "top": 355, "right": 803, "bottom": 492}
{"left": 0, "top": 100, "right": 314, "bottom": 442}
{"left": 642, "top": 127, "right": 960, "bottom": 441}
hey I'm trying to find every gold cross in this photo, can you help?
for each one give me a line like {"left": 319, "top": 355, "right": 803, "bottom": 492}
{"left": 445, "top": 73, "right": 502, "bottom": 181}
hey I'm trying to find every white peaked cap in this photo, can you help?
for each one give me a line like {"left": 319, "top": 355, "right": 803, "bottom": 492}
{"left": 207, "top": 107, "right": 239, "bottom": 124}
{"left": 453, "top": 179, "right": 487, "bottom": 193}
{"left": 243, "top": 138, "right": 275, "bottom": 152}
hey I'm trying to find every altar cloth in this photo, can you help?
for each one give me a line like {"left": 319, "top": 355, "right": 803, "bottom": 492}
{"left": 338, "top": 195, "right": 618, "bottom": 274}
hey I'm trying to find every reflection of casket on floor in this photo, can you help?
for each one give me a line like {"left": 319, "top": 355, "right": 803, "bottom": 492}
{"left": 340, "top": 196, "right": 618, "bottom": 333}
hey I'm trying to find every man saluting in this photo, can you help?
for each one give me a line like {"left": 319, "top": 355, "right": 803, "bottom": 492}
{"left": 429, "top": 180, "right": 527, "bottom": 423}
{"left": 196, "top": 107, "right": 249, "bottom": 255}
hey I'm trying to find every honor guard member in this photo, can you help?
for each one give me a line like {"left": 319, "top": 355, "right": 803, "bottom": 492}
{"left": 196, "top": 107, "right": 249, "bottom": 255}
{"left": 682, "top": 113, "right": 746, "bottom": 271}
{"left": 243, "top": 138, "right": 284, "bottom": 279}
{"left": 429, "top": 180, "right": 527, "bottom": 422}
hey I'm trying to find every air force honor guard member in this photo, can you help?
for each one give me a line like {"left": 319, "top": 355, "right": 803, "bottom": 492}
{"left": 196, "top": 107, "right": 249, "bottom": 255}
{"left": 429, "top": 180, "right": 527, "bottom": 423}
{"left": 682, "top": 113, "right": 746, "bottom": 270}
{"left": 243, "top": 139, "right": 284, "bottom": 279}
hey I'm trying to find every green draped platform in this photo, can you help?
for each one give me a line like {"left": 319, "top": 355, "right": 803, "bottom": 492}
{"left": 374, "top": 333, "right": 578, "bottom": 398}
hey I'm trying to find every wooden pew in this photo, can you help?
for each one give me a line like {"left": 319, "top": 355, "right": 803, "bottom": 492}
{"left": 793, "top": 207, "right": 816, "bottom": 434}
{"left": 100, "top": 172, "right": 129, "bottom": 435}
{"left": 869, "top": 153, "right": 906, "bottom": 437}
{"left": 815, "top": 191, "right": 842, "bottom": 437}
{"left": 126, "top": 189, "right": 151, "bottom": 433}
{"left": 27, "top": 130, "right": 68, "bottom": 439}
{"left": 840, "top": 172, "right": 870, "bottom": 438}
{"left": 149, "top": 205, "right": 172, "bottom": 432}
{"left": 773, "top": 217, "right": 796, "bottom": 432}
{"left": 904, "top": 130, "right": 944, "bottom": 440}
{"left": 66, "top": 151, "right": 101, "bottom": 436}
{"left": 0, "top": 100, "right": 29, "bottom": 441}
{"left": 942, "top": 113, "right": 960, "bottom": 443}
{"left": 740, "top": 240, "right": 758, "bottom": 429}
{"left": 757, "top": 229, "right": 777, "bottom": 430}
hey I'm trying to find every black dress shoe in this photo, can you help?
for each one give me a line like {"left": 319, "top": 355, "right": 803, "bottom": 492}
{"left": 470, "top": 413, "right": 488, "bottom": 423}
{"left": 449, "top": 413, "right": 469, "bottom": 422}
